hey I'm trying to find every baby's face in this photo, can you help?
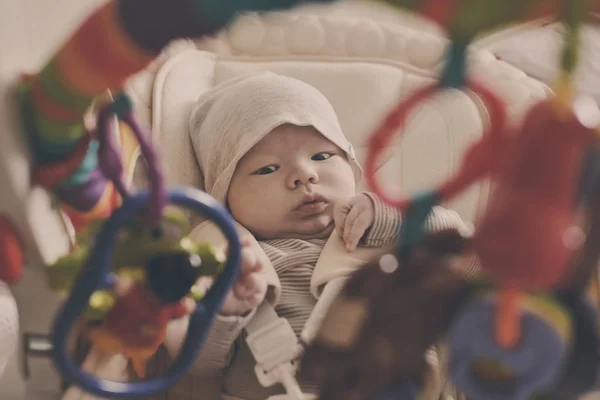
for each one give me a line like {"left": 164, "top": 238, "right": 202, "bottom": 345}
{"left": 227, "top": 124, "right": 356, "bottom": 240}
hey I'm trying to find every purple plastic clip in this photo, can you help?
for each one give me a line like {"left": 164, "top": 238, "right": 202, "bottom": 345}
{"left": 96, "top": 93, "right": 166, "bottom": 223}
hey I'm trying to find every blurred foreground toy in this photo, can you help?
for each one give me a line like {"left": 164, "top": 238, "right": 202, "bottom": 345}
{"left": 300, "top": 229, "right": 470, "bottom": 400}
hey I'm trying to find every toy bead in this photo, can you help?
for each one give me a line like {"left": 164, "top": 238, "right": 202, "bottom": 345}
{"left": 439, "top": 40, "right": 468, "bottom": 88}
{"left": 85, "top": 289, "right": 117, "bottom": 321}
{"left": 111, "top": 92, "right": 133, "bottom": 117}
{"left": 495, "top": 288, "right": 521, "bottom": 349}
{"left": 33, "top": 136, "right": 90, "bottom": 189}
{"left": 560, "top": 0, "right": 585, "bottom": 74}
{"left": 145, "top": 251, "right": 203, "bottom": 303}
{"left": 0, "top": 215, "right": 24, "bottom": 284}
{"left": 397, "top": 191, "right": 441, "bottom": 256}
{"left": 447, "top": 294, "right": 572, "bottom": 400}
{"left": 551, "top": 73, "right": 575, "bottom": 117}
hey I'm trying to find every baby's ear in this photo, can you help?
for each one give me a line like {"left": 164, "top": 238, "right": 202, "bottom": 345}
{"left": 420, "top": 229, "right": 470, "bottom": 256}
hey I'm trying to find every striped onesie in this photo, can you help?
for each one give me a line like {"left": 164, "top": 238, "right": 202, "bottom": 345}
{"left": 143, "top": 194, "right": 478, "bottom": 400}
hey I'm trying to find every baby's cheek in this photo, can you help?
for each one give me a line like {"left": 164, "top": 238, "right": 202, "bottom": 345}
{"left": 328, "top": 162, "right": 356, "bottom": 195}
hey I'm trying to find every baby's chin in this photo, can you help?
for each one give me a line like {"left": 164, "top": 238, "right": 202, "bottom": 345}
{"left": 297, "top": 222, "right": 335, "bottom": 240}
{"left": 260, "top": 217, "right": 335, "bottom": 240}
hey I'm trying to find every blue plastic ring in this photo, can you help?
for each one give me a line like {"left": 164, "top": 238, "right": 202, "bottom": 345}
{"left": 51, "top": 186, "right": 241, "bottom": 398}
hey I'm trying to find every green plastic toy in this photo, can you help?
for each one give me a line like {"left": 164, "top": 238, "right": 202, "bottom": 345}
{"left": 45, "top": 208, "right": 225, "bottom": 321}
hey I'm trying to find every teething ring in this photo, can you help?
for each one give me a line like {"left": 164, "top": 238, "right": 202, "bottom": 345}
{"left": 365, "top": 81, "right": 507, "bottom": 211}
{"left": 447, "top": 293, "right": 572, "bottom": 400}
{"left": 542, "top": 294, "right": 600, "bottom": 397}
{"left": 51, "top": 187, "right": 241, "bottom": 398}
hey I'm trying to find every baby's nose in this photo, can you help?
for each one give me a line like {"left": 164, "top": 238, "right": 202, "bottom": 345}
{"left": 289, "top": 166, "right": 318, "bottom": 188}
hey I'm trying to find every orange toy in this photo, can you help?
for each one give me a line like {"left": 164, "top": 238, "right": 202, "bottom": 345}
{"left": 0, "top": 215, "right": 24, "bottom": 284}
{"left": 88, "top": 279, "right": 194, "bottom": 377}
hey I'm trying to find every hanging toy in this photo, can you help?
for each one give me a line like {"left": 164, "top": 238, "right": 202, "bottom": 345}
{"left": 448, "top": 292, "right": 574, "bottom": 400}
{"left": 45, "top": 207, "right": 222, "bottom": 294}
{"left": 78, "top": 208, "right": 224, "bottom": 378}
{"left": 86, "top": 253, "right": 202, "bottom": 378}
{"left": 444, "top": 95, "right": 599, "bottom": 400}
{"left": 469, "top": 0, "right": 595, "bottom": 292}
{"left": 9, "top": 2, "right": 342, "bottom": 397}
{"left": 51, "top": 188, "right": 242, "bottom": 398}
{"left": 447, "top": 6, "right": 600, "bottom": 399}
{"left": 3, "top": 0, "right": 339, "bottom": 284}
{"left": 36, "top": 92, "right": 244, "bottom": 398}
{"left": 360, "top": 1, "right": 600, "bottom": 400}
{"left": 527, "top": 158, "right": 600, "bottom": 400}
{"left": 46, "top": 207, "right": 225, "bottom": 378}
{"left": 300, "top": 228, "right": 471, "bottom": 400}
{"left": 468, "top": 95, "right": 595, "bottom": 329}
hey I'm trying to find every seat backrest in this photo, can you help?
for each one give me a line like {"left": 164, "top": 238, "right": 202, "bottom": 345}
{"left": 126, "top": 11, "right": 550, "bottom": 223}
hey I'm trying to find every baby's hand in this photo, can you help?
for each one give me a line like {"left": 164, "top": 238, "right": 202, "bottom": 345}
{"left": 333, "top": 194, "right": 375, "bottom": 252}
{"left": 219, "top": 239, "right": 268, "bottom": 316}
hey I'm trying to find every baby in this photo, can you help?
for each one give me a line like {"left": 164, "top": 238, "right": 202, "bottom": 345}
{"left": 151, "top": 72, "right": 473, "bottom": 400}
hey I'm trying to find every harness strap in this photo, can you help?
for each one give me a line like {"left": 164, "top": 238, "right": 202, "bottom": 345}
{"left": 244, "top": 277, "right": 348, "bottom": 400}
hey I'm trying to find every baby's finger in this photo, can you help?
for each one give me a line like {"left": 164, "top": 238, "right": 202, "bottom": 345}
{"left": 240, "top": 246, "right": 259, "bottom": 275}
{"left": 232, "top": 278, "right": 254, "bottom": 299}
{"left": 333, "top": 201, "right": 351, "bottom": 238}
{"left": 245, "top": 289, "right": 267, "bottom": 309}
{"left": 224, "top": 237, "right": 250, "bottom": 260}
{"left": 343, "top": 204, "right": 362, "bottom": 243}
{"left": 243, "top": 271, "right": 266, "bottom": 294}
{"left": 232, "top": 269, "right": 262, "bottom": 297}
{"left": 244, "top": 274, "right": 268, "bottom": 305}
{"left": 345, "top": 211, "right": 372, "bottom": 252}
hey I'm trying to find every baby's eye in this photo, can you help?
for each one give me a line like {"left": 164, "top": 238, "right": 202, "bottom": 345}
{"left": 254, "top": 165, "right": 278, "bottom": 175}
{"left": 312, "top": 152, "right": 333, "bottom": 161}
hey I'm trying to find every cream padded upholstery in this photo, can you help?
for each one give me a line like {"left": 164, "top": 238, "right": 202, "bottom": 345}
{"left": 126, "top": 12, "right": 550, "bottom": 224}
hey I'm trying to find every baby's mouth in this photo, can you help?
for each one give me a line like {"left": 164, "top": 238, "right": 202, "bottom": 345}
{"left": 296, "top": 199, "right": 328, "bottom": 214}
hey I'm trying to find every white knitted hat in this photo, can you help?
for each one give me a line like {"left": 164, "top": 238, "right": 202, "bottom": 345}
{"left": 189, "top": 71, "right": 362, "bottom": 204}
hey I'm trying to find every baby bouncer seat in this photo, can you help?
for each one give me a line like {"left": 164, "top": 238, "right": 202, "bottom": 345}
{"left": 116, "top": 9, "right": 548, "bottom": 400}
{"left": 0, "top": 3, "right": 552, "bottom": 400}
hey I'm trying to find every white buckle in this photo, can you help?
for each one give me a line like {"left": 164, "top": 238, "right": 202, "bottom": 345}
{"left": 254, "top": 362, "right": 304, "bottom": 399}
{"left": 247, "top": 317, "right": 308, "bottom": 399}
{"left": 246, "top": 317, "right": 301, "bottom": 371}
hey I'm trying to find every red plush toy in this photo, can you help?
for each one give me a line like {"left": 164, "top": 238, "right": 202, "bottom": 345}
{"left": 473, "top": 99, "right": 595, "bottom": 291}
{"left": 88, "top": 278, "right": 195, "bottom": 377}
